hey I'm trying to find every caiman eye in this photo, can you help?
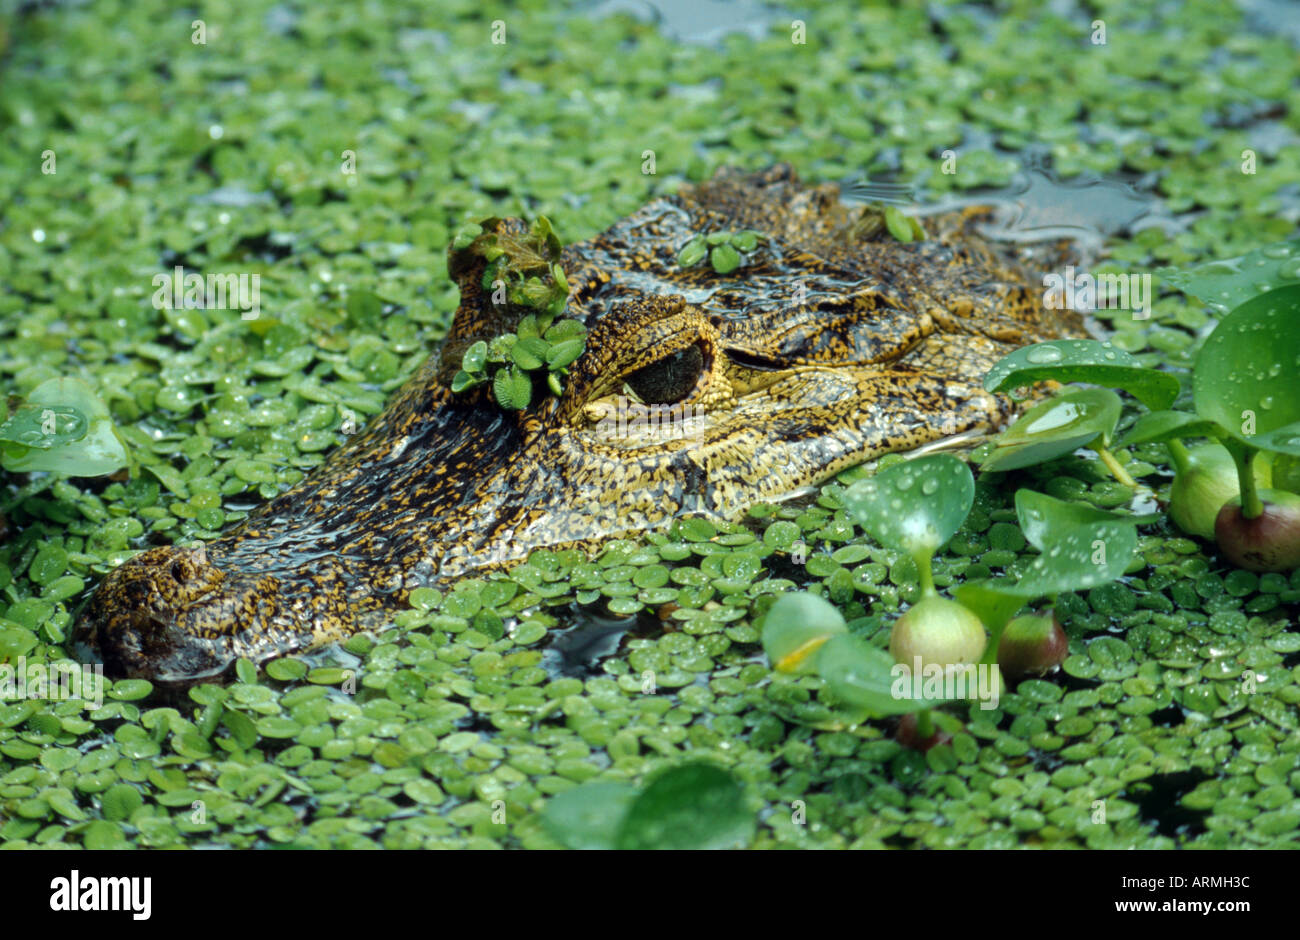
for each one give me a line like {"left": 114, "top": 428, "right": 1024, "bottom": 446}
{"left": 624, "top": 344, "right": 704, "bottom": 405}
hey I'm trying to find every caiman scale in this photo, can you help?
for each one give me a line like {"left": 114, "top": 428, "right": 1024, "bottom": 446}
{"left": 77, "top": 164, "right": 1084, "bottom": 682}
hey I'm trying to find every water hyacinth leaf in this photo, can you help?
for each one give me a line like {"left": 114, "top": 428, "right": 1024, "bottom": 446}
{"left": 1117, "top": 409, "right": 1223, "bottom": 447}
{"left": 539, "top": 781, "right": 637, "bottom": 849}
{"left": 1012, "top": 518, "right": 1138, "bottom": 596}
{"left": 1159, "top": 238, "right": 1300, "bottom": 312}
{"left": 815, "top": 633, "right": 951, "bottom": 713}
{"left": 843, "top": 454, "right": 974, "bottom": 558}
{"left": 0, "top": 404, "right": 88, "bottom": 448}
{"left": 1228, "top": 422, "right": 1300, "bottom": 460}
{"left": 979, "top": 430, "right": 1099, "bottom": 473}
{"left": 1194, "top": 285, "right": 1300, "bottom": 456}
{"left": 952, "top": 579, "right": 1028, "bottom": 630}
{"left": 760, "top": 592, "right": 847, "bottom": 674}
{"left": 0, "top": 378, "right": 127, "bottom": 477}
{"left": 1273, "top": 453, "right": 1300, "bottom": 494}
{"left": 979, "top": 387, "right": 1122, "bottom": 472}
{"left": 615, "top": 763, "right": 753, "bottom": 850}
{"left": 1015, "top": 489, "right": 1144, "bottom": 552}
{"left": 983, "top": 340, "right": 1179, "bottom": 411}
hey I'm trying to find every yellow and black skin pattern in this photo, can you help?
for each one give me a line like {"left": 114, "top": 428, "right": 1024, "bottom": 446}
{"left": 76, "top": 164, "right": 1085, "bottom": 683}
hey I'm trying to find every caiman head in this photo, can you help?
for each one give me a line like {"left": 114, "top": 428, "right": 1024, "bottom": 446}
{"left": 76, "top": 164, "right": 1084, "bottom": 683}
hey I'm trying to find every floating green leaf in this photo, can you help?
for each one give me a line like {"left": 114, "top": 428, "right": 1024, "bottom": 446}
{"left": 760, "top": 592, "right": 847, "bottom": 674}
{"left": 450, "top": 222, "right": 483, "bottom": 251}
{"left": 516, "top": 314, "right": 541, "bottom": 340}
{"left": 979, "top": 387, "right": 1122, "bottom": 472}
{"left": 0, "top": 404, "right": 88, "bottom": 449}
{"left": 1194, "top": 285, "right": 1300, "bottom": 457}
{"left": 510, "top": 336, "right": 550, "bottom": 370}
{"left": 616, "top": 764, "right": 753, "bottom": 850}
{"left": 984, "top": 340, "right": 1179, "bottom": 411}
{"left": 1015, "top": 489, "right": 1148, "bottom": 552}
{"left": 462, "top": 340, "right": 488, "bottom": 373}
{"left": 677, "top": 236, "right": 707, "bottom": 268}
{"left": 952, "top": 579, "right": 1029, "bottom": 631}
{"left": 710, "top": 242, "right": 741, "bottom": 274}
{"left": 843, "top": 454, "right": 974, "bottom": 558}
{"left": 540, "top": 782, "right": 637, "bottom": 849}
{"left": 540, "top": 763, "right": 752, "bottom": 850}
{"left": 0, "top": 626, "right": 38, "bottom": 663}
{"left": 815, "top": 633, "right": 952, "bottom": 713}
{"left": 1160, "top": 238, "right": 1300, "bottom": 312}
{"left": 101, "top": 783, "right": 144, "bottom": 820}
{"left": 493, "top": 366, "right": 532, "bottom": 411}
{"left": 546, "top": 337, "right": 586, "bottom": 370}
{"left": 545, "top": 319, "right": 586, "bottom": 342}
{"left": 0, "top": 378, "right": 128, "bottom": 477}
{"left": 486, "top": 334, "right": 515, "bottom": 364}
{"left": 450, "top": 370, "right": 483, "bottom": 393}
{"left": 1117, "top": 409, "right": 1222, "bottom": 447}
{"left": 1011, "top": 491, "right": 1139, "bottom": 595}
{"left": 884, "top": 206, "right": 914, "bottom": 243}
{"left": 344, "top": 290, "right": 383, "bottom": 330}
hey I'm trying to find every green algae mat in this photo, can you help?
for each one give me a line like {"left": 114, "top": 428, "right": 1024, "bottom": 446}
{"left": 2, "top": 0, "right": 1300, "bottom": 850}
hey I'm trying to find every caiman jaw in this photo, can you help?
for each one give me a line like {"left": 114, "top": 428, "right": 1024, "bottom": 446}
{"left": 75, "top": 544, "right": 368, "bottom": 683}
{"left": 75, "top": 163, "right": 1084, "bottom": 683}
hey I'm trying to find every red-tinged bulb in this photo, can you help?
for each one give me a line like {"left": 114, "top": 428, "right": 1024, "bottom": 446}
{"left": 997, "top": 610, "right": 1069, "bottom": 681}
{"left": 1214, "top": 489, "right": 1300, "bottom": 573}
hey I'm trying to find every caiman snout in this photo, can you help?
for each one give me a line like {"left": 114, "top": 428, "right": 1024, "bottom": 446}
{"left": 78, "top": 545, "right": 292, "bottom": 683}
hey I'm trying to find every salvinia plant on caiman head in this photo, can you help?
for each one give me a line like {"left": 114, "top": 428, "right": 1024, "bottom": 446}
{"left": 73, "top": 164, "right": 1085, "bottom": 684}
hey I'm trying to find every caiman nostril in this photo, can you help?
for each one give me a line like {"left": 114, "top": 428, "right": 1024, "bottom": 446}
{"left": 170, "top": 562, "right": 187, "bottom": 584}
